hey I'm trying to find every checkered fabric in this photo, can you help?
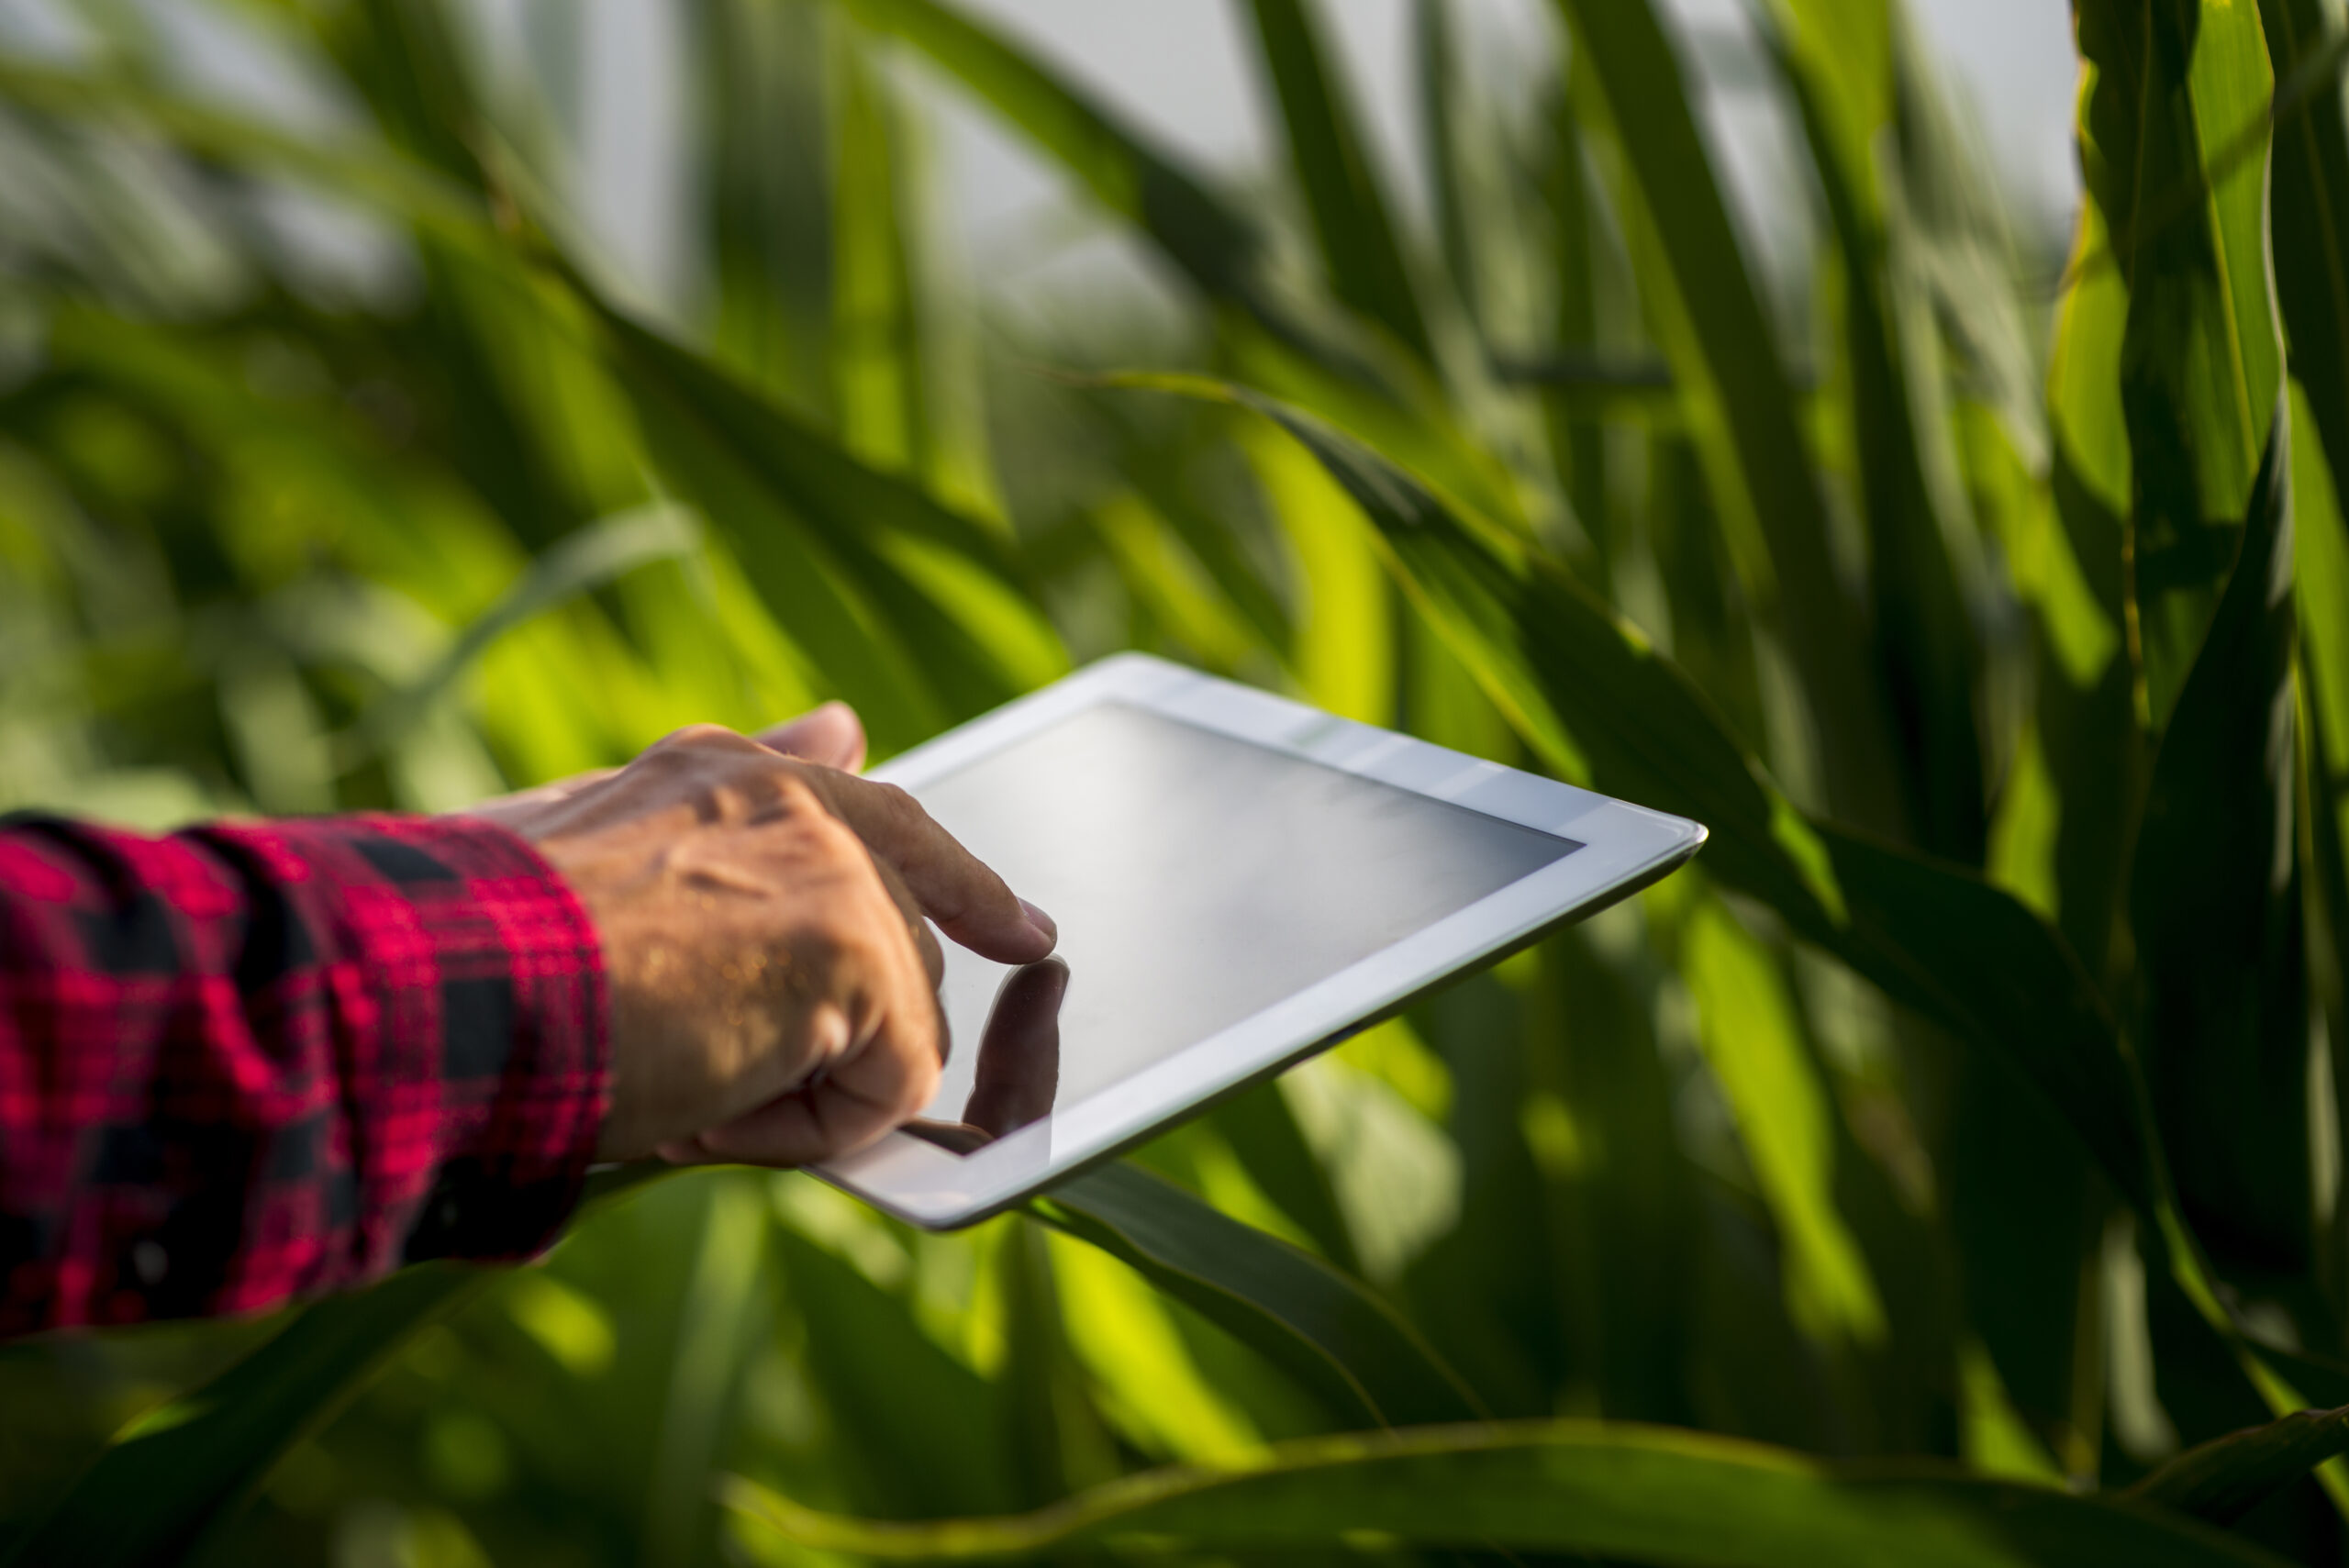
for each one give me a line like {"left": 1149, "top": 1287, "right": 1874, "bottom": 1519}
{"left": 0, "top": 812, "right": 608, "bottom": 1337}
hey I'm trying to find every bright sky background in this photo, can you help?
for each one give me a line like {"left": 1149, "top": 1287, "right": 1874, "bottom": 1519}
{"left": 0, "top": 0, "right": 2083, "bottom": 316}
{"left": 568, "top": 0, "right": 2082, "bottom": 313}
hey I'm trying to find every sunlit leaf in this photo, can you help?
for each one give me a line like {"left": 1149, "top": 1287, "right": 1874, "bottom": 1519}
{"left": 582, "top": 298, "right": 1067, "bottom": 749}
{"left": 1036, "top": 1161, "right": 1483, "bottom": 1429}
{"left": 1680, "top": 894, "right": 1885, "bottom": 1348}
{"left": 1769, "top": 0, "right": 1986, "bottom": 865}
{"left": 1550, "top": 0, "right": 1900, "bottom": 834}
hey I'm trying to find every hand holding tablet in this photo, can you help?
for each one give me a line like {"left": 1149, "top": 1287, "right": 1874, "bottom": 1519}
{"left": 826, "top": 654, "right": 1706, "bottom": 1227}
{"left": 519, "top": 653, "right": 1702, "bottom": 1221}
{"left": 475, "top": 713, "right": 1057, "bottom": 1168}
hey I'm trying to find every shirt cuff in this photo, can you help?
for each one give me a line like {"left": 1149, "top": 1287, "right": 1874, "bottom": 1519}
{"left": 195, "top": 814, "right": 610, "bottom": 1275}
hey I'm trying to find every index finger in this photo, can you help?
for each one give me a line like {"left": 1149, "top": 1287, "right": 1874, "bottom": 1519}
{"left": 806, "top": 771, "right": 1057, "bottom": 966}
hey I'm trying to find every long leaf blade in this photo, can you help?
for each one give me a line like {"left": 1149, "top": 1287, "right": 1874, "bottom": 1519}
{"left": 725, "top": 1419, "right": 2290, "bottom": 1565}
{"left": 1550, "top": 0, "right": 1898, "bottom": 834}
{"left": 583, "top": 297, "right": 1066, "bottom": 747}
{"left": 2132, "top": 1404, "right": 2349, "bottom": 1526}
{"left": 2130, "top": 404, "right": 2308, "bottom": 1274}
{"left": 1035, "top": 1162, "right": 1483, "bottom": 1429}
{"left": 1243, "top": 0, "right": 1433, "bottom": 360}
{"left": 3, "top": 1266, "right": 491, "bottom": 1568}
{"left": 831, "top": 0, "right": 1273, "bottom": 325}
{"left": 1111, "top": 372, "right": 2158, "bottom": 1220}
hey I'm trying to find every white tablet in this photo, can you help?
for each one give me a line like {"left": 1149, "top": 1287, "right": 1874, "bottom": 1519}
{"left": 818, "top": 653, "right": 1705, "bottom": 1228}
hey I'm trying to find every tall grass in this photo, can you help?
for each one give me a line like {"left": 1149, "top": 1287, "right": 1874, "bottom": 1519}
{"left": 5, "top": 0, "right": 2349, "bottom": 1562}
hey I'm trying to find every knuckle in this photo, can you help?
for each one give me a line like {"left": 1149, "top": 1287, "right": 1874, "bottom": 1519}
{"left": 637, "top": 724, "right": 754, "bottom": 778}
{"left": 654, "top": 721, "right": 744, "bottom": 752}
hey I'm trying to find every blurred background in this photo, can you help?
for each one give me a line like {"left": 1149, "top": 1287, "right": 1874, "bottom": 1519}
{"left": 4, "top": 0, "right": 2283, "bottom": 1563}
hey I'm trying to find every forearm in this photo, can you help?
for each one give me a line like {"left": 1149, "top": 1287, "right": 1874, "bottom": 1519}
{"left": 0, "top": 812, "right": 607, "bottom": 1336}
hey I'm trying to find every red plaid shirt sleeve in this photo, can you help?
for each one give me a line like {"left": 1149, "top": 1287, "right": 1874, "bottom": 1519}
{"left": 0, "top": 811, "right": 609, "bottom": 1337}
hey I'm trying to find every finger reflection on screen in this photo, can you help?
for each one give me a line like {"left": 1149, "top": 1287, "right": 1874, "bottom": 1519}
{"left": 907, "top": 958, "right": 1066, "bottom": 1154}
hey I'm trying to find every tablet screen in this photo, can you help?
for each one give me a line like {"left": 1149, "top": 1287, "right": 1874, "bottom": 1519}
{"left": 910, "top": 703, "right": 1581, "bottom": 1146}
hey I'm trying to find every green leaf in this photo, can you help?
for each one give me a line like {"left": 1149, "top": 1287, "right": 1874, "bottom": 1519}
{"left": 2076, "top": 0, "right": 2286, "bottom": 727}
{"left": 2131, "top": 406, "right": 2309, "bottom": 1276}
{"left": 1207, "top": 1084, "right": 1364, "bottom": 1277}
{"left": 0, "top": 54, "right": 494, "bottom": 258}
{"left": 2262, "top": 0, "right": 2349, "bottom": 519}
{"left": 322, "top": 0, "right": 493, "bottom": 186}
{"left": 1243, "top": 416, "right": 1397, "bottom": 725}
{"left": 723, "top": 1419, "right": 2293, "bottom": 1565}
{"left": 769, "top": 1228, "right": 1023, "bottom": 1518}
{"left": 1680, "top": 895, "right": 1886, "bottom": 1348}
{"left": 830, "top": 31, "right": 931, "bottom": 476}
{"left": 1034, "top": 1162, "right": 1483, "bottom": 1429}
{"left": 2132, "top": 1404, "right": 2349, "bottom": 1527}
{"left": 701, "top": 0, "right": 838, "bottom": 418}
{"left": 1415, "top": 0, "right": 1477, "bottom": 339}
{"left": 833, "top": 0, "right": 1535, "bottom": 539}
{"left": 2042, "top": 202, "right": 2145, "bottom": 984}
{"left": 0, "top": 1163, "right": 671, "bottom": 1568}
{"left": 2295, "top": 378, "right": 2349, "bottom": 1212}
{"left": 1550, "top": 0, "right": 1901, "bottom": 835}
{"left": 1242, "top": 0, "right": 1432, "bottom": 360}
{"left": 830, "top": 0, "right": 1280, "bottom": 332}
{"left": 582, "top": 297, "right": 1066, "bottom": 749}
{"left": 1769, "top": 0, "right": 1987, "bottom": 866}
{"left": 646, "top": 1177, "right": 770, "bottom": 1568}
{"left": 353, "top": 503, "right": 702, "bottom": 760}
{"left": 0, "top": 1266, "right": 489, "bottom": 1568}
{"left": 1109, "top": 371, "right": 2160, "bottom": 1225}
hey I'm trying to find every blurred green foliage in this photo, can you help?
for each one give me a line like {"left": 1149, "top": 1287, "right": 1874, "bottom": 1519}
{"left": 6, "top": 0, "right": 2349, "bottom": 1562}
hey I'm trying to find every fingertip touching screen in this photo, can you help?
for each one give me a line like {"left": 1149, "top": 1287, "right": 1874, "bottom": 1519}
{"left": 906, "top": 702, "right": 1581, "bottom": 1152}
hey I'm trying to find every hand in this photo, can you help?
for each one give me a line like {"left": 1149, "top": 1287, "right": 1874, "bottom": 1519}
{"left": 465, "top": 706, "right": 1056, "bottom": 1165}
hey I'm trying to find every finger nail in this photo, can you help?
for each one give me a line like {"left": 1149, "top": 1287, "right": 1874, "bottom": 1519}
{"left": 1019, "top": 898, "right": 1057, "bottom": 944}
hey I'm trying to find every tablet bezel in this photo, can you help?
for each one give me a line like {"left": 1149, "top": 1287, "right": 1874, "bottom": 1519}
{"left": 815, "top": 653, "right": 1705, "bottom": 1229}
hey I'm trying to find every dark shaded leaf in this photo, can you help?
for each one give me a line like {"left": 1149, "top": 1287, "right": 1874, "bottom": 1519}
{"left": 2075, "top": 0, "right": 2284, "bottom": 725}
{"left": 2262, "top": 0, "right": 2349, "bottom": 512}
{"left": 2130, "top": 405, "right": 2307, "bottom": 1277}
{"left": 0, "top": 1266, "right": 489, "bottom": 1568}
{"left": 0, "top": 1163, "right": 674, "bottom": 1568}
{"left": 2132, "top": 1404, "right": 2349, "bottom": 1526}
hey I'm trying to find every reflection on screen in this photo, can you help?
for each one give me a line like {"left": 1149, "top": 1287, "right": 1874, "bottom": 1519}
{"left": 910, "top": 703, "right": 1580, "bottom": 1145}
